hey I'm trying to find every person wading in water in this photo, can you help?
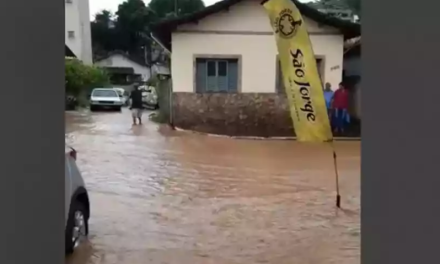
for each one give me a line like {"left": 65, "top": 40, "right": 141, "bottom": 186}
{"left": 129, "top": 85, "right": 144, "bottom": 125}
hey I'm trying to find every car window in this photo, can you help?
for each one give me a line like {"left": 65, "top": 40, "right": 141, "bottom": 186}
{"left": 92, "top": 89, "right": 118, "bottom": 97}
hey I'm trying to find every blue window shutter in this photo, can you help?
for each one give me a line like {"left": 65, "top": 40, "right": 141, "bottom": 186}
{"left": 207, "top": 77, "right": 217, "bottom": 92}
{"left": 206, "top": 60, "right": 217, "bottom": 92}
{"left": 196, "top": 58, "right": 239, "bottom": 93}
{"left": 195, "top": 59, "right": 206, "bottom": 93}
{"left": 227, "top": 60, "right": 238, "bottom": 92}
{"left": 217, "top": 77, "right": 228, "bottom": 92}
{"left": 217, "top": 60, "right": 228, "bottom": 92}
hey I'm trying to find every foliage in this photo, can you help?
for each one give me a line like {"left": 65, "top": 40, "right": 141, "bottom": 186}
{"left": 91, "top": 10, "right": 116, "bottom": 57}
{"left": 90, "top": 0, "right": 205, "bottom": 63}
{"left": 309, "top": 0, "right": 360, "bottom": 18}
{"left": 344, "top": 0, "right": 360, "bottom": 18}
{"left": 148, "top": 0, "right": 205, "bottom": 19}
{"left": 115, "top": 0, "right": 155, "bottom": 54}
{"left": 65, "top": 58, "right": 110, "bottom": 97}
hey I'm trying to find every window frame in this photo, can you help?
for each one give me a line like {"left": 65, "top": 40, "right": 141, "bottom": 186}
{"left": 67, "top": 31, "right": 75, "bottom": 39}
{"left": 193, "top": 54, "right": 242, "bottom": 94}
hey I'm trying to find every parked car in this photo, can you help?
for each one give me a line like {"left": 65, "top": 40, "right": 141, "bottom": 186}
{"left": 113, "top": 88, "right": 130, "bottom": 107}
{"left": 65, "top": 145, "right": 90, "bottom": 254}
{"left": 90, "top": 88, "right": 123, "bottom": 111}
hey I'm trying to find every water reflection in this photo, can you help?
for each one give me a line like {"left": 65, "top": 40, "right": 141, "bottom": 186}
{"left": 66, "top": 109, "right": 360, "bottom": 264}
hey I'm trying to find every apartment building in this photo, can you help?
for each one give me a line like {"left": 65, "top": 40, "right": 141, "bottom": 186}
{"left": 65, "top": 0, "right": 93, "bottom": 64}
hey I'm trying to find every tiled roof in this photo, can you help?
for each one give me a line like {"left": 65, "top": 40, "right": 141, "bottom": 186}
{"left": 151, "top": 0, "right": 361, "bottom": 51}
{"left": 95, "top": 51, "right": 150, "bottom": 67}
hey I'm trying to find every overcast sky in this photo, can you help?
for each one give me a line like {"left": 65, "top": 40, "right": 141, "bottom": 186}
{"left": 89, "top": 0, "right": 312, "bottom": 19}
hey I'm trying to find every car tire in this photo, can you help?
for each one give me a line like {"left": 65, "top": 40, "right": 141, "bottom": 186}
{"left": 65, "top": 200, "right": 89, "bottom": 255}
{"left": 115, "top": 106, "right": 122, "bottom": 112}
{"left": 90, "top": 106, "right": 97, "bottom": 112}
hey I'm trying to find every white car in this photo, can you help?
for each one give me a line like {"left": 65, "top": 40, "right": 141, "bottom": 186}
{"left": 90, "top": 88, "right": 123, "bottom": 111}
{"left": 114, "top": 88, "right": 130, "bottom": 106}
{"left": 65, "top": 145, "right": 90, "bottom": 254}
{"left": 139, "top": 86, "right": 159, "bottom": 109}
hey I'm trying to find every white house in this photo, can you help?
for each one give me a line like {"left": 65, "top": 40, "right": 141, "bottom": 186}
{"left": 94, "top": 51, "right": 172, "bottom": 84}
{"left": 65, "top": 0, "right": 93, "bottom": 64}
{"left": 95, "top": 51, "right": 152, "bottom": 83}
{"left": 152, "top": 0, "right": 360, "bottom": 137}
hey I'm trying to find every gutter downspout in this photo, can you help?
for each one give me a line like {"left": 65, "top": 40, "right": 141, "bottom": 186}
{"left": 150, "top": 33, "right": 171, "bottom": 54}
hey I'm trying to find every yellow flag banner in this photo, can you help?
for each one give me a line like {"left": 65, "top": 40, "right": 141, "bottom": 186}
{"left": 261, "top": 0, "right": 333, "bottom": 143}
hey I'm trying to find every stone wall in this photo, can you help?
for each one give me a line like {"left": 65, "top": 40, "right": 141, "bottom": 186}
{"left": 172, "top": 92, "right": 295, "bottom": 137}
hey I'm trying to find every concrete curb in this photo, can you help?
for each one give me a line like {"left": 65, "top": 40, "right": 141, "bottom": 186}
{"left": 173, "top": 126, "right": 361, "bottom": 141}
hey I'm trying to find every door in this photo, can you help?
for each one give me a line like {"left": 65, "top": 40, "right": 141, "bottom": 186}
{"left": 316, "top": 58, "right": 324, "bottom": 84}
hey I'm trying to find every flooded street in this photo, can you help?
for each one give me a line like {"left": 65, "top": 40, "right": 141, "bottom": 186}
{"left": 65, "top": 108, "right": 360, "bottom": 264}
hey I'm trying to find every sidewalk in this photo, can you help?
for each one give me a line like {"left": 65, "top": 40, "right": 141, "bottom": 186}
{"left": 173, "top": 126, "right": 361, "bottom": 141}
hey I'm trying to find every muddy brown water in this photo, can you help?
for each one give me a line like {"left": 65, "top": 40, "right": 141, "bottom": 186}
{"left": 65, "top": 109, "right": 360, "bottom": 264}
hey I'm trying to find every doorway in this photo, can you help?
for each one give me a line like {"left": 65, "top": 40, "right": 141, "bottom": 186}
{"left": 276, "top": 57, "right": 326, "bottom": 93}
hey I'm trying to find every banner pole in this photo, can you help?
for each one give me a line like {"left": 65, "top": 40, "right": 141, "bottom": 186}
{"left": 260, "top": 0, "right": 341, "bottom": 208}
{"left": 331, "top": 143, "right": 341, "bottom": 208}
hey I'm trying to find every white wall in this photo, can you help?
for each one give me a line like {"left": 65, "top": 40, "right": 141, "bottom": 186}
{"left": 95, "top": 54, "right": 152, "bottom": 82}
{"left": 65, "top": 0, "right": 92, "bottom": 64}
{"left": 171, "top": 0, "right": 344, "bottom": 93}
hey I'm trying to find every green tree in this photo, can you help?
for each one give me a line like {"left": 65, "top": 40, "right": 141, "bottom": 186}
{"left": 115, "top": 0, "right": 156, "bottom": 54}
{"left": 344, "top": 0, "right": 360, "bottom": 18}
{"left": 148, "top": 0, "right": 205, "bottom": 19}
{"left": 91, "top": 10, "right": 118, "bottom": 58}
{"left": 90, "top": 0, "right": 206, "bottom": 65}
{"left": 308, "top": 0, "right": 360, "bottom": 20}
{"left": 65, "top": 58, "right": 110, "bottom": 97}
{"left": 94, "top": 10, "right": 114, "bottom": 27}
{"left": 309, "top": 0, "right": 348, "bottom": 9}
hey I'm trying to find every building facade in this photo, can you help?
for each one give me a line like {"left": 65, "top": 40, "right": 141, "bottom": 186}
{"left": 95, "top": 51, "right": 171, "bottom": 85}
{"left": 95, "top": 52, "right": 152, "bottom": 83}
{"left": 152, "top": 0, "right": 360, "bottom": 137}
{"left": 65, "top": 0, "right": 93, "bottom": 64}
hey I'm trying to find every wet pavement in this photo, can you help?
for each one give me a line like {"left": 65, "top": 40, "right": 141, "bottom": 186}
{"left": 65, "top": 108, "right": 360, "bottom": 264}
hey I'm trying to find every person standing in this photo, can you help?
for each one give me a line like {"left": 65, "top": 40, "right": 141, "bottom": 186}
{"left": 332, "top": 82, "right": 350, "bottom": 135}
{"left": 323, "top": 82, "right": 334, "bottom": 118}
{"left": 129, "top": 85, "right": 144, "bottom": 125}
